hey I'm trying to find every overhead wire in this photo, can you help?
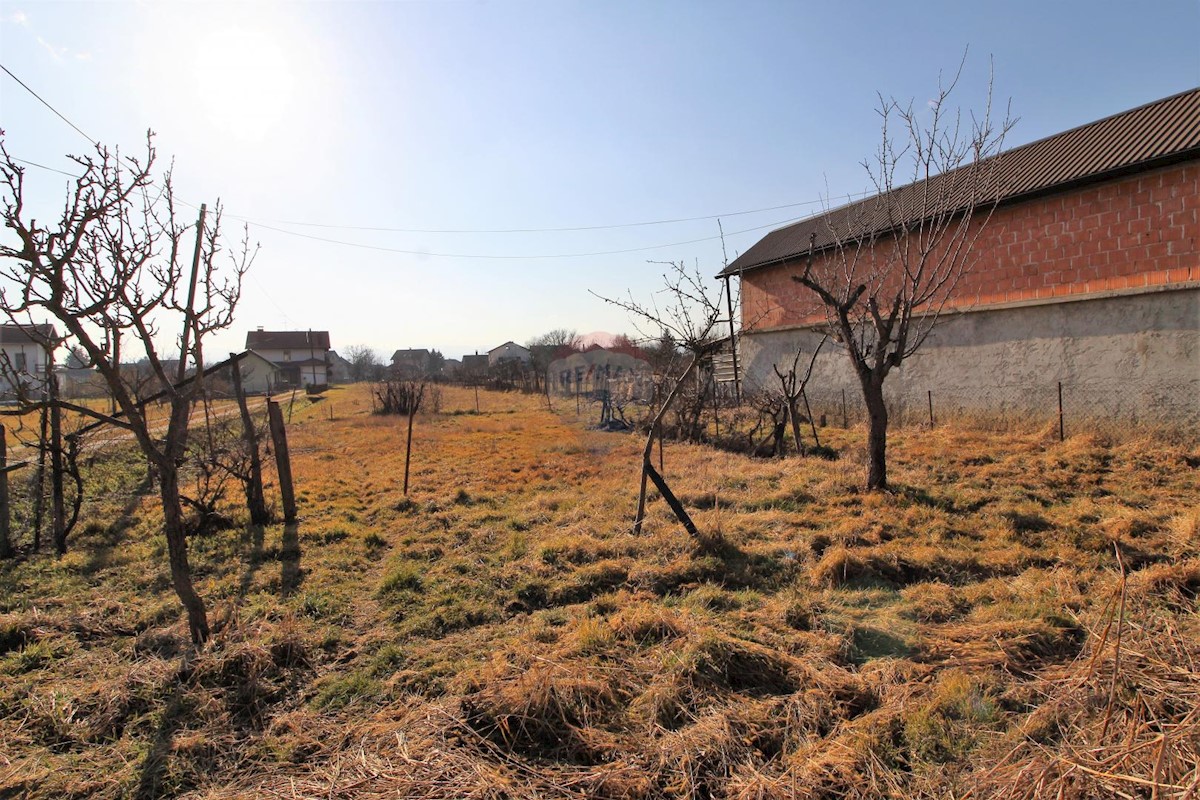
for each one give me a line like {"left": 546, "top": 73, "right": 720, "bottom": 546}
{"left": 0, "top": 62, "right": 97, "bottom": 146}
{"left": 230, "top": 192, "right": 870, "bottom": 235}
{"left": 0, "top": 60, "right": 859, "bottom": 260}
{"left": 243, "top": 213, "right": 811, "bottom": 259}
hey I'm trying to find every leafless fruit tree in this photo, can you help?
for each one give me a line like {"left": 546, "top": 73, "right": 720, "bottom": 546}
{"left": 594, "top": 260, "right": 726, "bottom": 537}
{"left": 0, "top": 133, "right": 255, "bottom": 644}
{"left": 769, "top": 339, "right": 826, "bottom": 457}
{"left": 793, "top": 62, "right": 1012, "bottom": 490}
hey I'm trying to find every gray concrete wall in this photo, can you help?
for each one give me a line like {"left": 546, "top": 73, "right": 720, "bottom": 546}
{"left": 739, "top": 287, "right": 1200, "bottom": 429}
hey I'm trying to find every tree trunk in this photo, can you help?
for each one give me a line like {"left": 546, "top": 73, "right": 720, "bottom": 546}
{"left": 230, "top": 355, "right": 270, "bottom": 525}
{"left": 862, "top": 379, "right": 889, "bottom": 491}
{"left": 787, "top": 398, "right": 805, "bottom": 455}
{"left": 158, "top": 463, "right": 210, "bottom": 645}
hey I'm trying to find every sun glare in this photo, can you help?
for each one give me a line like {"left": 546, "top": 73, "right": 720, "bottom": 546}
{"left": 191, "top": 27, "right": 295, "bottom": 144}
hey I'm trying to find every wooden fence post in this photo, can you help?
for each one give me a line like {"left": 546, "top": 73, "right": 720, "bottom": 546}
{"left": 402, "top": 384, "right": 424, "bottom": 496}
{"left": 1058, "top": 382, "right": 1065, "bottom": 442}
{"left": 230, "top": 353, "right": 270, "bottom": 525}
{"left": 49, "top": 372, "right": 66, "bottom": 555}
{"left": 267, "top": 400, "right": 297, "bottom": 524}
{"left": 841, "top": 388, "right": 848, "bottom": 428}
{"left": 0, "top": 426, "right": 10, "bottom": 559}
{"left": 928, "top": 389, "right": 935, "bottom": 427}
{"left": 403, "top": 412, "right": 415, "bottom": 495}
{"left": 31, "top": 405, "right": 47, "bottom": 552}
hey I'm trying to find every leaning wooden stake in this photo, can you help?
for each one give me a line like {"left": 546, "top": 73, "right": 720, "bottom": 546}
{"left": 267, "top": 400, "right": 297, "bottom": 524}
{"left": 230, "top": 354, "right": 270, "bottom": 525}
{"left": 802, "top": 390, "right": 821, "bottom": 449}
{"left": 644, "top": 463, "right": 697, "bottom": 537}
{"left": 635, "top": 355, "right": 699, "bottom": 535}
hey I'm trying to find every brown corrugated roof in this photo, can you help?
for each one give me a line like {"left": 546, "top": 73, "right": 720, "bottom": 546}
{"left": 721, "top": 88, "right": 1200, "bottom": 276}
{"left": 245, "top": 330, "right": 331, "bottom": 350}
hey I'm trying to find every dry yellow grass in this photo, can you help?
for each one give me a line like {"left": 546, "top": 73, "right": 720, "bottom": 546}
{"left": 0, "top": 383, "right": 1196, "bottom": 798}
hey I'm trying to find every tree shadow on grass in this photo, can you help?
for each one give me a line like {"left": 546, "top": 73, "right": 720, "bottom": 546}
{"left": 235, "top": 523, "right": 266, "bottom": 599}
{"left": 133, "top": 659, "right": 191, "bottom": 800}
{"left": 693, "top": 534, "right": 797, "bottom": 592}
{"left": 79, "top": 471, "right": 155, "bottom": 577}
{"left": 281, "top": 523, "right": 301, "bottom": 596}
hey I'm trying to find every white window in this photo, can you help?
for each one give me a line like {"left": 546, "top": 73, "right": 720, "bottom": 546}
{"left": 14, "top": 352, "right": 26, "bottom": 372}
{"left": 283, "top": 349, "right": 291, "bottom": 362}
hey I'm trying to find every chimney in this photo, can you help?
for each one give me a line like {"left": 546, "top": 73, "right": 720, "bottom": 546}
{"left": 257, "top": 326, "right": 264, "bottom": 331}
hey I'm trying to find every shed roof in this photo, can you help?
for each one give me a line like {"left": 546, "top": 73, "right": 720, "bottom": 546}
{"left": 721, "top": 87, "right": 1200, "bottom": 276}
{"left": 245, "top": 330, "right": 331, "bottom": 350}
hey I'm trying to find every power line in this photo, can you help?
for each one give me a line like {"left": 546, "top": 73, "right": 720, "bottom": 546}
{"left": 13, "top": 155, "right": 838, "bottom": 260}
{"left": 1, "top": 61, "right": 861, "bottom": 259}
{"left": 10, "top": 156, "right": 79, "bottom": 178}
{"left": 230, "top": 193, "right": 870, "bottom": 235}
{"left": 0, "top": 62, "right": 97, "bottom": 146}
{"left": 243, "top": 212, "right": 810, "bottom": 260}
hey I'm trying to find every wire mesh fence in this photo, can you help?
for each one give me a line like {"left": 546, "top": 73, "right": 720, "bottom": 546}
{"left": 801, "top": 379, "right": 1197, "bottom": 442}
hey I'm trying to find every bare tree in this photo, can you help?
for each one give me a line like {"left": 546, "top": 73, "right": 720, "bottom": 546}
{"left": 771, "top": 339, "right": 826, "bottom": 456}
{"left": 0, "top": 133, "right": 254, "bottom": 644}
{"left": 345, "top": 344, "right": 382, "bottom": 382}
{"left": 527, "top": 328, "right": 582, "bottom": 352}
{"left": 792, "top": 62, "right": 1011, "bottom": 490}
{"left": 594, "top": 261, "right": 725, "bottom": 538}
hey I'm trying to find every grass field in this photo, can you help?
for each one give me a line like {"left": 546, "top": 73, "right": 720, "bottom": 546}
{"left": 1, "top": 383, "right": 1197, "bottom": 799}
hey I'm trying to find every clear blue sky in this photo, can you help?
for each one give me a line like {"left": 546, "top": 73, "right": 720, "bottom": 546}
{"left": 2, "top": 0, "right": 1197, "bottom": 360}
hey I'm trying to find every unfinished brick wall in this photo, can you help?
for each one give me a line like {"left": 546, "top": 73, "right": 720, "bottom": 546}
{"left": 742, "top": 160, "right": 1199, "bottom": 331}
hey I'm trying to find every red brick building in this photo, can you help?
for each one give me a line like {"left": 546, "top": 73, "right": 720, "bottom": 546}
{"left": 722, "top": 89, "right": 1199, "bottom": 427}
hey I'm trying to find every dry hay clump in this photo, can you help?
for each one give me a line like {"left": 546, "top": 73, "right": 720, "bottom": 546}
{"left": 236, "top": 624, "right": 879, "bottom": 800}
{"left": 966, "top": 575, "right": 1200, "bottom": 799}
{"left": 809, "top": 543, "right": 988, "bottom": 589}
{"left": 459, "top": 657, "right": 628, "bottom": 765}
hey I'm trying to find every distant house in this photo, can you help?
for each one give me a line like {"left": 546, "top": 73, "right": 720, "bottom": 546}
{"left": 326, "top": 350, "right": 354, "bottom": 384}
{"left": 231, "top": 350, "right": 281, "bottom": 394}
{"left": 244, "top": 329, "right": 331, "bottom": 388}
{"left": 391, "top": 348, "right": 432, "bottom": 379}
{"left": 488, "top": 341, "right": 531, "bottom": 367}
{"left": 0, "top": 323, "right": 58, "bottom": 398}
{"left": 461, "top": 353, "right": 489, "bottom": 380}
{"left": 196, "top": 350, "right": 280, "bottom": 396}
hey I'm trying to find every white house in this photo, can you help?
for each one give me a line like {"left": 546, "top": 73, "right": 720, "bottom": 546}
{"left": 488, "top": 341, "right": 531, "bottom": 367}
{"left": 228, "top": 350, "right": 282, "bottom": 395}
{"left": 0, "top": 323, "right": 58, "bottom": 398}
{"left": 244, "top": 329, "right": 331, "bottom": 388}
